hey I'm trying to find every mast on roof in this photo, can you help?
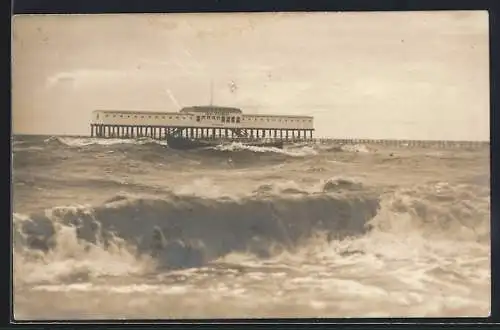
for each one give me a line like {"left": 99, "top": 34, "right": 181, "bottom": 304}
{"left": 209, "top": 79, "right": 214, "bottom": 106}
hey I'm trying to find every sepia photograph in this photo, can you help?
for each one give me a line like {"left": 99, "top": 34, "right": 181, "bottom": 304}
{"left": 12, "top": 11, "right": 490, "bottom": 319}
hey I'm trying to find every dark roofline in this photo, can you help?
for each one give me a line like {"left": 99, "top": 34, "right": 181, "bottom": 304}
{"left": 243, "top": 113, "right": 314, "bottom": 119}
{"left": 93, "top": 109, "right": 314, "bottom": 119}
{"left": 93, "top": 110, "right": 180, "bottom": 116}
{"left": 180, "top": 105, "right": 243, "bottom": 114}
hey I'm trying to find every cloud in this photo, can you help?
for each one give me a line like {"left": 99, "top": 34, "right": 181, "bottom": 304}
{"left": 45, "top": 68, "right": 165, "bottom": 89}
{"left": 45, "top": 69, "right": 128, "bottom": 88}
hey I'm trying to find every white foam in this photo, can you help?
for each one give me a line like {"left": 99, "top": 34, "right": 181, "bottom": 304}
{"left": 340, "top": 144, "right": 371, "bottom": 153}
{"left": 213, "top": 142, "right": 318, "bottom": 157}
{"left": 53, "top": 136, "right": 168, "bottom": 147}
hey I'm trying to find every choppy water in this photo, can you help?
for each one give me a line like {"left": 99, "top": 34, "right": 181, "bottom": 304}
{"left": 12, "top": 135, "right": 490, "bottom": 319}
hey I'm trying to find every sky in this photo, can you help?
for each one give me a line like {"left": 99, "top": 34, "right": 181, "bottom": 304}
{"left": 12, "top": 11, "right": 489, "bottom": 140}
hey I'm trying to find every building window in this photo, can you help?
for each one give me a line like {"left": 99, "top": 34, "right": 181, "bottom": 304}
{"left": 141, "top": 116, "right": 144, "bottom": 118}
{"left": 231, "top": 117, "right": 235, "bottom": 123}
{"left": 97, "top": 114, "right": 100, "bottom": 119}
{"left": 196, "top": 116, "right": 200, "bottom": 122}
{"left": 236, "top": 117, "right": 240, "bottom": 123}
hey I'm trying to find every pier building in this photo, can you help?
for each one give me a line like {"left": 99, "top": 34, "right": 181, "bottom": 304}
{"left": 90, "top": 105, "right": 315, "bottom": 142}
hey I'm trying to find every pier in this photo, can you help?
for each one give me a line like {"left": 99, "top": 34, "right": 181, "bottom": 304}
{"left": 89, "top": 107, "right": 488, "bottom": 150}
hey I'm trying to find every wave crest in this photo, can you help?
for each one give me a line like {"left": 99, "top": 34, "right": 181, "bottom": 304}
{"left": 47, "top": 136, "right": 168, "bottom": 147}
{"left": 14, "top": 189, "right": 381, "bottom": 277}
{"left": 369, "top": 182, "right": 489, "bottom": 243}
{"left": 212, "top": 142, "right": 318, "bottom": 157}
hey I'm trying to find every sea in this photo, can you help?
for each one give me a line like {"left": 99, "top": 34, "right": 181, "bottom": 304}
{"left": 12, "top": 135, "right": 490, "bottom": 319}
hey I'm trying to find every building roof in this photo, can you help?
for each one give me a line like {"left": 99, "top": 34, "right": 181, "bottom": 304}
{"left": 93, "top": 110, "right": 179, "bottom": 116}
{"left": 243, "top": 113, "right": 313, "bottom": 119}
{"left": 93, "top": 108, "right": 313, "bottom": 119}
{"left": 180, "top": 106, "right": 243, "bottom": 114}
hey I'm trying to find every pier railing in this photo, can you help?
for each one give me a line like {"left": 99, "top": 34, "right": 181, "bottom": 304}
{"left": 309, "top": 138, "right": 489, "bottom": 149}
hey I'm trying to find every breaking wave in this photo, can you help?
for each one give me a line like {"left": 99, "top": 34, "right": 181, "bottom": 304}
{"left": 14, "top": 185, "right": 379, "bottom": 277}
{"left": 28, "top": 136, "right": 370, "bottom": 157}
{"left": 12, "top": 137, "right": 388, "bottom": 178}
{"left": 13, "top": 136, "right": 328, "bottom": 173}
{"left": 44, "top": 136, "right": 168, "bottom": 147}
{"left": 13, "top": 175, "right": 488, "bottom": 287}
{"left": 212, "top": 142, "right": 318, "bottom": 157}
